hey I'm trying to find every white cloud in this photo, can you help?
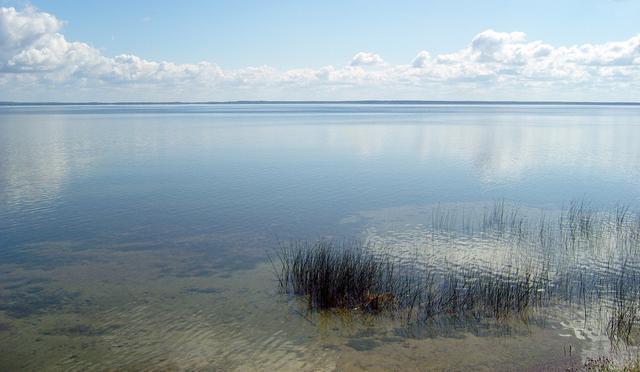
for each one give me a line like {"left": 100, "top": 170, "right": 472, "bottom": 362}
{"left": 0, "top": 6, "right": 62, "bottom": 56}
{"left": 412, "top": 51, "right": 431, "bottom": 68}
{"left": 1, "top": 6, "right": 640, "bottom": 101}
{"left": 350, "top": 52, "right": 384, "bottom": 66}
{"left": 470, "top": 29, "right": 527, "bottom": 62}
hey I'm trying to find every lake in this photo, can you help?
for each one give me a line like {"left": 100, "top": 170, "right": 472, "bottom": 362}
{"left": 1, "top": 103, "right": 640, "bottom": 370}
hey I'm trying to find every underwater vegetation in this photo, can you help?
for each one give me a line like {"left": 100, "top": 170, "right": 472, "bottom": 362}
{"left": 0, "top": 286, "right": 80, "bottom": 318}
{"left": 581, "top": 355, "right": 640, "bottom": 371}
{"left": 274, "top": 201, "right": 640, "bottom": 343}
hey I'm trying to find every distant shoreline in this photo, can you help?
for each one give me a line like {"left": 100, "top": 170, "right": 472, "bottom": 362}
{"left": 1, "top": 100, "right": 640, "bottom": 106}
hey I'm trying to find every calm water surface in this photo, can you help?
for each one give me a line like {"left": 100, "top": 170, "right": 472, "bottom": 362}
{"left": 1, "top": 104, "right": 640, "bottom": 370}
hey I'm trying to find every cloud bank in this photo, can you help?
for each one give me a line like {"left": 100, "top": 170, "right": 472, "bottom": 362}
{"left": 1, "top": 6, "right": 640, "bottom": 101}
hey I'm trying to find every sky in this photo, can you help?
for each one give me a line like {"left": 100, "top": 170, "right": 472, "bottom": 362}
{"left": 1, "top": 0, "right": 640, "bottom": 102}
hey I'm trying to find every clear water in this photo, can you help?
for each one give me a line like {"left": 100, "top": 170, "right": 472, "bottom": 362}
{"left": 1, "top": 104, "right": 640, "bottom": 370}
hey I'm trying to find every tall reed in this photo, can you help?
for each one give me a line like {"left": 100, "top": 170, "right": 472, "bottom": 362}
{"left": 273, "top": 200, "right": 640, "bottom": 343}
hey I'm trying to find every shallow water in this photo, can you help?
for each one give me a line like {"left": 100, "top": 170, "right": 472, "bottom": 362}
{"left": 2, "top": 104, "right": 640, "bottom": 370}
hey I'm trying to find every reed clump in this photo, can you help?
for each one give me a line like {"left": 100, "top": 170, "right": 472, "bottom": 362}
{"left": 274, "top": 200, "right": 640, "bottom": 343}
{"left": 273, "top": 240, "right": 421, "bottom": 314}
{"left": 273, "top": 240, "right": 549, "bottom": 323}
{"left": 420, "top": 269, "right": 548, "bottom": 321}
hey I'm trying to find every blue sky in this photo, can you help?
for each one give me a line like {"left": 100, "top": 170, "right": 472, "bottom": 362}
{"left": 13, "top": 0, "right": 640, "bottom": 68}
{"left": 1, "top": 1, "right": 640, "bottom": 101}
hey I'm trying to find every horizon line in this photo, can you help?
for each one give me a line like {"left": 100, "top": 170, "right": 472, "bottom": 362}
{"left": 1, "top": 100, "right": 640, "bottom": 106}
